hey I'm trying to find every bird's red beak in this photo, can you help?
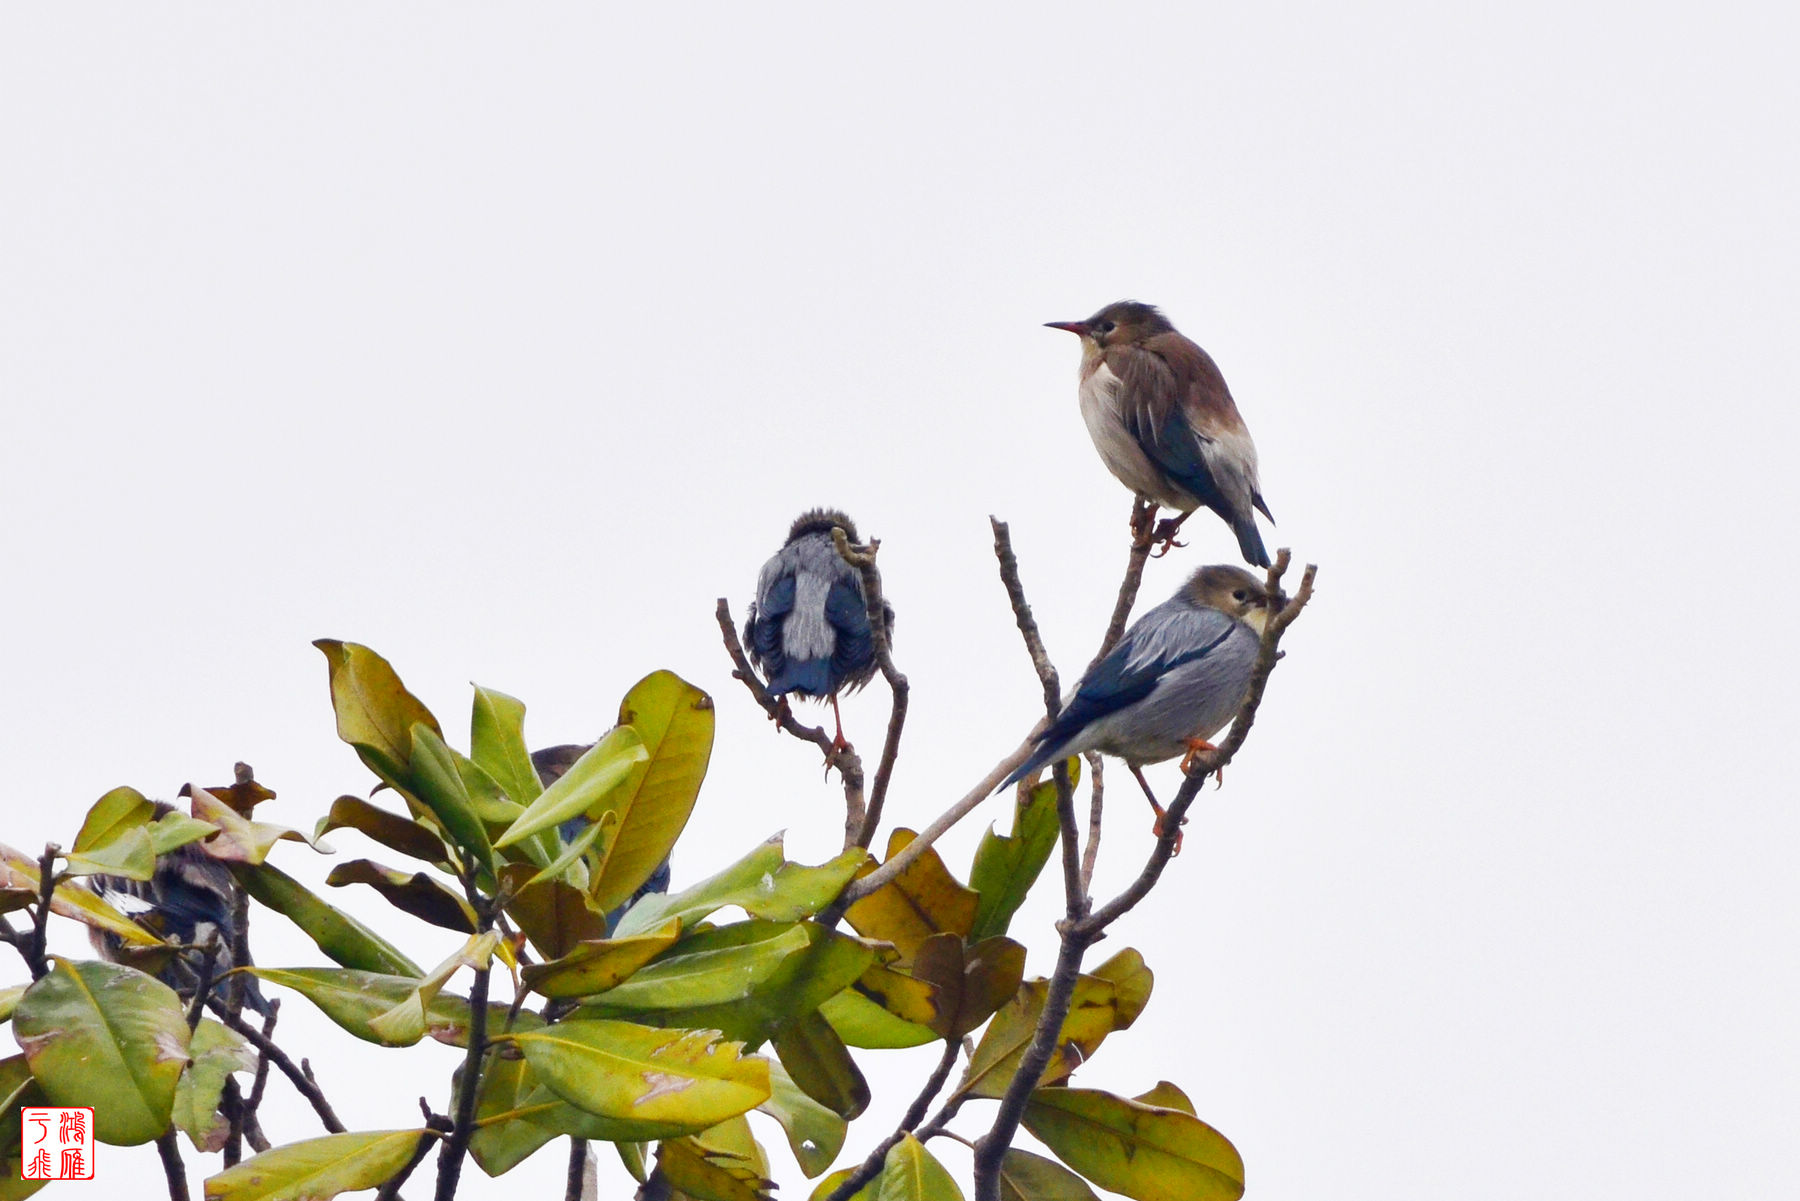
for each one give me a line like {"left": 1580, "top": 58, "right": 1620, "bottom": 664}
{"left": 1044, "top": 320, "right": 1090, "bottom": 336}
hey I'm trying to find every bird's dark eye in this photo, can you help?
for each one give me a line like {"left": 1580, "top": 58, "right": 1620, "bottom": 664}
{"left": 1232, "top": 589, "right": 1247, "bottom": 602}
{"left": 1097, "top": 320, "right": 1116, "bottom": 334}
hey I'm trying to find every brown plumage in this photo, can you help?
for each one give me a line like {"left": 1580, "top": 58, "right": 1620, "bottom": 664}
{"left": 1048, "top": 301, "right": 1274, "bottom": 566}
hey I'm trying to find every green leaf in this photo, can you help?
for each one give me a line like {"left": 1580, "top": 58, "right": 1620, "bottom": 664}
{"left": 1133, "top": 1081, "right": 1196, "bottom": 1115}
{"left": 657, "top": 1122, "right": 777, "bottom": 1201}
{"left": 314, "top": 796, "right": 449, "bottom": 865}
{"left": 771, "top": 1009, "right": 868, "bottom": 1120}
{"left": 968, "top": 769, "right": 1068, "bottom": 942}
{"left": 367, "top": 931, "right": 499, "bottom": 1045}
{"left": 13, "top": 959, "right": 191, "bottom": 1145}
{"left": 324, "top": 859, "right": 476, "bottom": 932}
{"left": 819, "top": 988, "right": 937, "bottom": 1049}
{"left": 758, "top": 1059, "right": 846, "bottom": 1178}
{"left": 0, "top": 1054, "right": 47, "bottom": 1201}
{"left": 173, "top": 1017, "right": 255, "bottom": 1153}
{"left": 877, "top": 1134, "right": 963, "bottom": 1201}
{"left": 470, "top": 685, "right": 544, "bottom": 808}
{"left": 466, "top": 1055, "right": 559, "bottom": 1177}
{"left": 614, "top": 837, "right": 866, "bottom": 937}
{"left": 809, "top": 1167, "right": 878, "bottom": 1201}
{"left": 518, "top": 918, "right": 682, "bottom": 999}
{"left": 502, "top": 1019, "right": 770, "bottom": 1138}
{"left": 314, "top": 639, "right": 442, "bottom": 789}
{"left": 499, "top": 863, "right": 613, "bottom": 960}
{"left": 247, "top": 966, "right": 536, "bottom": 1048}
{"left": 581, "top": 922, "right": 877, "bottom": 1047}
{"left": 844, "top": 828, "right": 979, "bottom": 960}
{"left": 202, "top": 1128, "right": 431, "bottom": 1200}
{"left": 406, "top": 723, "right": 498, "bottom": 879}
{"left": 585, "top": 671, "right": 716, "bottom": 911}
{"left": 63, "top": 787, "right": 157, "bottom": 880}
{"left": 493, "top": 725, "right": 647, "bottom": 849}
{"left": 148, "top": 810, "right": 220, "bottom": 857}
{"left": 958, "top": 948, "right": 1152, "bottom": 1100}
{"left": 998, "top": 1148, "right": 1101, "bottom": 1201}
{"left": 0, "top": 984, "right": 25, "bottom": 1025}
{"left": 1021, "top": 1087, "right": 1244, "bottom": 1201}
{"left": 233, "top": 862, "right": 422, "bottom": 976}
{"left": 0, "top": 841, "right": 161, "bottom": 946}
{"left": 527, "top": 809, "right": 616, "bottom": 888}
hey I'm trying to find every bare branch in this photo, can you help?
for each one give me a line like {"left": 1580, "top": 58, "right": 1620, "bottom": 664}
{"left": 208, "top": 998, "right": 346, "bottom": 1133}
{"left": 564, "top": 1138, "right": 590, "bottom": 1201}
{"left": 831, "top": 527, "right": 910, "bottom": 851}
{"left": 989, "top": 518, "right": 1061, "bottom": 715}
{"left": 824, "top": 1037, "right": 963, "bottom": 1201}
{"left": 155, "top": 1128, "right": 190, "bottom": 1201}
{"left": 1080, "top": 752, "right": 1104, "bottom": 894}
{"left": 25, "top": 843, "right": 59, "bottom": 980}
{"left": 716, "top": 597, "right": 868, "bottom": 844}
{"left": 1080, "top": 498, "right": 1156, "bottom": 677}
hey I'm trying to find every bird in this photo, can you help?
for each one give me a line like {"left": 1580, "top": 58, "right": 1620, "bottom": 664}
{"left": 1000, "top": 565, "right": 1274, "bottom": 842}
{"left": 744, "top": 508, "right": 895, "bottom": 749}
{"left": 1046, "top": 301, "right": 1274, "bottom": 566}
{"left": 531, "top": 743, "right": 671, "bottom": 932}
{"left": 88, "top": 803, "right": 273, "bottom": 1016}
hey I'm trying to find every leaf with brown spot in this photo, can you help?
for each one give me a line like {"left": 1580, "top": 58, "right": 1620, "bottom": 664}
{"left": 843, "top": 829, "right": 978, "bottom": 960}
{"left": 1022, "top": 1087, "right": 1243, "bottom": 1201}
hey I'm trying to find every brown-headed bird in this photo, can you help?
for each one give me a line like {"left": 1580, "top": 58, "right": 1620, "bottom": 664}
{"left": 1047, "top": 301, "right": 1274, "bottom": 566}
{"left": 745, "top": 509, "right": 894, "bottom": 749}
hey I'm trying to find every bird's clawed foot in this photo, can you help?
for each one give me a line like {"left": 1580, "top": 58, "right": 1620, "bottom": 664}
{"left": 769, "top": 696, "right": 792, "bottom": 727}
{"left": 1150, "top": 803, "right": 1187, "bottom": 855}
{"left": 1179, "top": 737, "right": 1220, "bottom": 778}
{"left": 1150, "top": 514, "right": 1190, "bottom": 558}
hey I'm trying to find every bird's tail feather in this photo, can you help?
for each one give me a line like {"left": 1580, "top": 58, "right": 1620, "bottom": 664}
{"left": 998, "top": 742, "right": 1067, "bottom": 795}
{"left": 767, "top": 657, "right": 833, "bottom": 698}
{"left": 1233, "top": 514, "right": 1272, "bottom": 569}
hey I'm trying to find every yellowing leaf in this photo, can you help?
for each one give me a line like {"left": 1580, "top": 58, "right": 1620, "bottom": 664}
{"left": 202, "top": 1128, "right": 431, "bottom": 1200}
{"left": 844, "top": 829, "right": 978, "bottom": 960}
{"left": 313, "top": 640, "right": 442, "bottom": 789}
{"left": 1022, "top": 1087, "right": 1243, "bottom": 1201}
{"left": 518, "top": 918, "right": 682, "bottom": 999}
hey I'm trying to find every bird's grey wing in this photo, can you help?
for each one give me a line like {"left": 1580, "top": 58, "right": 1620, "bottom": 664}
{"left": 1039, "top": 602, "right": 1241, "bottom": 748}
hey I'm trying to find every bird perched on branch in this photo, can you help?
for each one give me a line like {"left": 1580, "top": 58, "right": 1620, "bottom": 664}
{"left": 745, "top": 508, "right": 895, "bottom": 749}
{"left": 89, "top": 804, "right": 273, "bottom": 1016}
{"left": 1000, "top": 565, "right": 1273, "bottom": 842}
{"left": 1046, "top": 301, "right": 1274, "bottom": 566}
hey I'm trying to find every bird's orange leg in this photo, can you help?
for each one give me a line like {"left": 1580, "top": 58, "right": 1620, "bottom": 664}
{"left": 1179, "top": 738, "right": 1225, "bottom": 785}
{"left": 1129, "top": 764, "right": 1185, "bottom": 855}
{"left": 829, "top": 694, "right": 848, "bottom": 754}
{"left": 1151, "top": 511, "right": 1192, "bottom": 558}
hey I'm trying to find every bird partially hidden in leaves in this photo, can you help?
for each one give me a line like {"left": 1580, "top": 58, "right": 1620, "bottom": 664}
{"left": 744, "top": 508, "right": 895, "bottom": 750}
{"left": 1047, "top": 301, "right": 1274, "bottom": 566}
{"left": 530, "top": 743, "right": 671, "bottom": 932}
{"left": 1000, "top": 565, "right": 1275, "bottom": 847}
{"left": 88, "top": 801, "right": 273, "bottom": 1016}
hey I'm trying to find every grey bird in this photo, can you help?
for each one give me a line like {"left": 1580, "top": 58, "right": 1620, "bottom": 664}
{"left": 1000, "top": 565, "right": 1272, "bottom": 838}
{"left": 89, "top": 803, "right": 273, "bottom": 1016}
{"left": 531, "top": 743, "right": 672, "bottom": 933}
{"left": 1047, "top": 301, "right": 1274, "bottom": 566}
{"left": 744, "top": 508, "right": 895, "bottom": 748}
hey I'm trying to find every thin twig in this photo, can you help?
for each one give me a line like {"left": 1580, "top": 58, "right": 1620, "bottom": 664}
{"left": 26, "top": 844, "right": 59, "bottom": 980}
{"left": 565, "top": 1138, "right": 589, "bottom": 1201}
{"left": 1080, "top": 752, "right": 1104, "bottom": 894}
{"left": 208, "top": 998, "right": 346, "bottom": 1133}
{"left": 989, "top": 518, "right": 1061, "bottom": 716}
{"left": 716, "top": 598, "right": 868, "bottom": 841}
{"left": 824, "top": 1037, "right": 963, "bottom": 1201}
{"left": 155, "top": 1128, "right": 190, "bottom": 1201}
{"left": 1080, "top": 497, "right": 1157, "bottom": 678}
{"left": 375, "top": 1108, "right": 448, "bottom": 1201}
{"left": 434, "top": 877, "right": 497, "bottom": 1201}
{"left": 831, "top": 527, "right": 909, "bottom": 851}
{"left": 226, "top": 999, "right": 280, "bottom": 1164}
{"left": 183, "top": 937, "right": 220, "bottom": 1030}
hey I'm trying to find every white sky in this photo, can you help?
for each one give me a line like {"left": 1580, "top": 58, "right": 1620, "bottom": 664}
{"left": 3, "top": 4, "right": 1796, "bottom": 1198}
